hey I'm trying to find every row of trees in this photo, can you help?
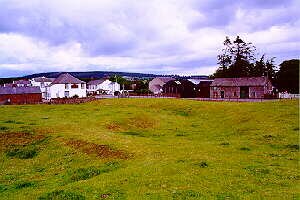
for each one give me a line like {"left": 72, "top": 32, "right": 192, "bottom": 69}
{"left": 213, "top": 36, "right": 299, "bottom": 93}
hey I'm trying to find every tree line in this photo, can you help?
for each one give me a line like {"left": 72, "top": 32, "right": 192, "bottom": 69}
{"left": 212, "top": 36, "right": 299, "bottom": 93}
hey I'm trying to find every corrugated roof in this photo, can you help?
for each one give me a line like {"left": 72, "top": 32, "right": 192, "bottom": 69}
{"left": 211, "top": 77, "right": 268, "bottom": 87}
{"left": 188, "top": 79, "right": 213, "bottom": 85}
{"left": 50, "top": 73, "right": 85, "bottom": 85}
{"left": 87, "top": 79, "right": 106, "bottom": 85}
{"left": 0, "top": 86, "right": 41, "bottom": 94}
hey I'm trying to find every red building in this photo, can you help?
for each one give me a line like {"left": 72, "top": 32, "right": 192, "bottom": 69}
{"left": 0, "top": 87, "right": 42, "bottom": 104}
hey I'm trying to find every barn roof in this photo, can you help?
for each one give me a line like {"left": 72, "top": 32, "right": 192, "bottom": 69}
{"left": 51, "top": 73, "right": 85, "bottom": 85}
{"left": 87, "top": 79, "right": 106, "bottom": 85}
{"left": 188, "top": 79, "right": 213, "bottom": 85}
{"left": 0, "top": 86, "right": 41, "bottom": 95}
{"left": 211, "top": 77, "right": 269, "bottom": 87}
{"left": 154, "top": 77, "right": 175, "bottom": 83}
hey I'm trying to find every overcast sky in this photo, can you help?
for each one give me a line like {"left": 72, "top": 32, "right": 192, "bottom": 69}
{"left": 0, "top": 0, "right": 299, "bottom": 77}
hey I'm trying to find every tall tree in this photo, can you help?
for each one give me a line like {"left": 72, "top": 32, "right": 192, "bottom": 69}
{"left": 275, "top": 59, "right": 299, "bottom": 93}
{"left": 251, "top": 55, "right": 276, "bottom": 79}
{"left": 214, "top": 36, "right": 256, "bottom": 78}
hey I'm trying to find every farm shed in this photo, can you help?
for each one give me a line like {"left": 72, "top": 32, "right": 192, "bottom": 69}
{"left": 189, "top": 79, "right": 213, "bottom": 98}
{"left": 163, "top": 79, "right": 196, "bottom": 98}
{"left": 0, "top": 86, "right": 42, "bottom": 104}
{"left": 149, "top": 77, "right": 175, "bottom": 94}
{"left": 210, "top": 77, "right": 274, "bottom": 99}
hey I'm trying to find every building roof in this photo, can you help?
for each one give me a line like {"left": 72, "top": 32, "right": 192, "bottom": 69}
{"left": 188, "top": 79, "right": 213, "bottom": 85}
{"left": 50, "top": 73, "right": 85, "bottom": 85}
{"left": 211, "top": 77, "right": 268, "bottom": 87}
{"left": 0, "top": 86, "right": 41, "bottom": 95}
{"left": 13, "top": 79, "right": 31, "bottom": 85}
{"left": 33, "top": 77, "right": 55, "bottom": 82}
{"left": 154, "top": 77, "right": 175, "bottom": 83}
{"left": 87, "top": 79, "right": 106, "bottom": 85}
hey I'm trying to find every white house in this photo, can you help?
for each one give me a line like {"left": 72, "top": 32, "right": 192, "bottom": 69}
{"left": 45, "top": 73, "right": 86, "bottom": 99}
{"left": 87, "top": 79, "right": 120, "bottom": 95}
{"left": 30, "top": 77, "right": 55, "bottom": 99}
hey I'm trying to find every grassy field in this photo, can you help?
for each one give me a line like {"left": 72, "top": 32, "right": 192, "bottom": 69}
{"left": 0, "top": 99, "right": 299, "bottom": 200}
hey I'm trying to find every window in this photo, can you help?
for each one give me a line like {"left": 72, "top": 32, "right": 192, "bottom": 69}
{"left": 252, "top": 92, "right": 256, "bottom": 98}
{"left": 234, "top": 92, "right": 237, "bottom": 96}
{"left": 64, "top": 91, "right": 69, "bottom": 98}
{"left": 81, "top": 83, "right": 85, "bottom": 89}
{"left": 71, "top": 84, "right": 78, "bottom": 89}
{"left": 65, "top": 84, "right": 69, "bottom": 89}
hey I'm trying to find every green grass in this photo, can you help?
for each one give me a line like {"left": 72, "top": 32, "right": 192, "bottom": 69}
{"left": 0, "top": 99, "right": 298, "bottom": 199}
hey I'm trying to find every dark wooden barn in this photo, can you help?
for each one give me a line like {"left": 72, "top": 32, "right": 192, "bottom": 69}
{"left": 162, "top": 80, "right": 196, "bottom": 98}
{"left": 0, "top": 87, "right": 42, "bottom": 104}
{"left": 195, "top": 80, "right": 213, "bottom": 98}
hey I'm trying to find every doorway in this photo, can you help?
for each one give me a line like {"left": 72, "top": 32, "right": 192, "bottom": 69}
{"left": 220, "top": 91, "right": 225, "bottom": 98}
{"left": 240, "top": 87, "right": 249, "bottom": 98}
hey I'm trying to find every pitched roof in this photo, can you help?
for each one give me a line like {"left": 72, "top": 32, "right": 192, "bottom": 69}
{"left": 50, "top": 73, "right": 85, "bottom": 85}
{"left": 211, "top": 77, "right": 268, "bottom": 87}
{"left": 0, "top": 86, "right": 41, "bottom": 95}
{"left": 154, "top": 77, "right": 175, "bottom": 83}
{"left": 33, "top": 77, "right": 55, "bottom": 82}
{"left": 188, "top": 79, "right": 213, "bottom": 85}
{"left": 87, "top": 79, "right": 106, "bottom": 85}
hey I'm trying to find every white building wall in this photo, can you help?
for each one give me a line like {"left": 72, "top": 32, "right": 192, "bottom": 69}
{"left": 46, "top": 83, "right": 87, "bottom": 99}
{"left": 31, "top": 80, "right": 52, "bottom": 99}
{"left": 87, "top": 80, "right": 120, "bottom": 95}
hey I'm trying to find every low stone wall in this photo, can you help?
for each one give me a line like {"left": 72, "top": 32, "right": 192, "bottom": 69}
{"left": 48, "top": 97, "right": 96, "bottom": 104}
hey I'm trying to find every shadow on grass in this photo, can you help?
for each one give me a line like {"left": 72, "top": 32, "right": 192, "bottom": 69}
{"left": 38, "top": 190, "right": 85, "bottom": 200}
{"left": 6, "top": 146, "right": 38, "bottom": 159}
{"left": 172, "top": 190, "right": 203, "bottom": 199}
{"left": 65, "top": 161, "right": 121, "bottom": 183}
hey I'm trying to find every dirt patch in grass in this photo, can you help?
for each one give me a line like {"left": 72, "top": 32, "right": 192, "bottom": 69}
{"left": 0, "top": 132, "right": 45, "bottom": 150}
{"left": 105, "top": 122, "right": 122, "bottom": 131}
{"left": 128, "top": 115, "right": 157, "bottom": 129}
{"left": 64, "top": 139, "right": 130, "bottom": 159}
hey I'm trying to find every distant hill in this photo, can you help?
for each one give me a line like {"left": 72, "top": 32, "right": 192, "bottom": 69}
{"left": 0, "top": 71, "right": 209, "bottom": 84}
{"left": 22, "top": 71, "right": 161, "bottom": 79}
